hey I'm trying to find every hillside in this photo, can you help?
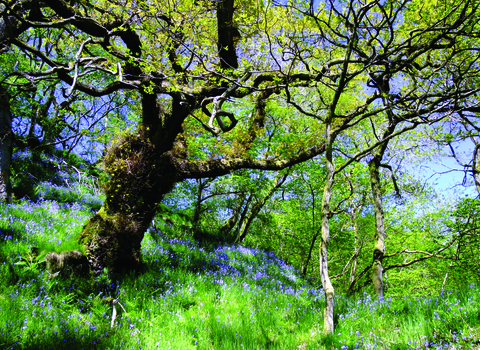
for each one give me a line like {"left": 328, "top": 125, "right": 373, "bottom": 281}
{"left": 1, "top": 199, "right": 480, "bottom": 349}
{"left": 1, "top": 152, "right": 480, "bottom": 349}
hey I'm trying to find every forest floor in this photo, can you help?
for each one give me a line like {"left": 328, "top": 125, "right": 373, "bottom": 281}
{"left": 1, "top": 184, "right": 480, "bottom": 349}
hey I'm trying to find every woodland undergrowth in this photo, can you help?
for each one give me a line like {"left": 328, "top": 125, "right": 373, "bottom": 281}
{"left": 0, "top": 177, "right": 480, "bottom": 349}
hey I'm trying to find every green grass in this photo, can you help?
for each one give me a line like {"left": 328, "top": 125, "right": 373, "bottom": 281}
{"left": 1, "top": 190, "right": 480, "bottom": 349}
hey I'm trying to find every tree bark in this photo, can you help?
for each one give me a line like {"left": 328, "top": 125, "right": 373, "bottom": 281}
{"left": 0, "top": 86, "right": 12, "bottom": 203}
{"left": 367, "top": 63, "right": 397, "bottom": 299}
{"left": 348, "top": 205, "right": 362, "bottom": 289}
{"left": 218, "top": 192, "right": 246, "bottom": 239}
{"left": 191, "top": 178, "right": 215, "bottom": 238}
{"left": 367, "top": 121, "right": 397, "bottom": 299}
{"left": 442, "top": 241, "right": 461, "bottom": 292}
{"left": 320, "top": 123, "right": 335, "bottom": 335}
{"left": 216, "top": 0, "right": 238, "bottom": 69}
{"left": 368, "top": 157, "right": 385, "bottom": 301}
{"left": 77, "top": 129, "right": 181, "bottom": 272}
{"left": 302, "top": 229, "right": 319, "bottom": 277}
{"left": 77, "top": 92, "right": 190, "bottom": 273}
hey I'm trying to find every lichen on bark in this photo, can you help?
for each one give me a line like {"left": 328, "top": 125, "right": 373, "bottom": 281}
{"left": 78, "top": 128, "right": 179, "bottom": 273}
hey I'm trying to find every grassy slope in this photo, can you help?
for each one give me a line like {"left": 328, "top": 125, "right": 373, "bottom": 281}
{"left": 1, "top": 191, "right": 480, "bottom": 349}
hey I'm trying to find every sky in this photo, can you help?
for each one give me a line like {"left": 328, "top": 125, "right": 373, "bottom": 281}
{"left": 419, "top": 140, "right": 478, "bottom": 199}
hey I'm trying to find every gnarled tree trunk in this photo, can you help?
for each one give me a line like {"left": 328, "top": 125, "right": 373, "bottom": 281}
{"left": 77, "top": 93, "right": 189, "bottom": 273}
{"left": 78, "top": 129, "right": 180, "bottom": 272}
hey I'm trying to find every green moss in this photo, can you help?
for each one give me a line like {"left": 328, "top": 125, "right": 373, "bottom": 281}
{"left": 76, "top": 128, "right": 180, "bottom": 273}
{"left": 78, "top": 207, "right": 145, "bottom": 272}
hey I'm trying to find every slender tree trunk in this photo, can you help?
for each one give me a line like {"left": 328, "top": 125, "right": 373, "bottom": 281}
{"left": 349, "top": 214, "right": 360, "bottom": 288}
{"left": 302, "top": 229, "right": 319, "bottom": 276}
{"left": 369, "top": 157, "right": 386, "bottom": 300}
{"left": 192, "top": 179, "right": 204, "bottom": 235}
{"left": 366, "top": 107, "right": 396, "bottom": 299}
{"left": 218, "top": 192, "right": 246, "bottom": 238}
{"left": 191, "top": 178, "right": 214, "bottom": 237}
{"left": 235, "top": 193, "right": 252, "bottom": 240}
{"left": 0, "top": 86, "right": 12, "bottom": 203}
{"left": 302, "top": 172, "right": 317, "bottom": 276}
{"left": 237, "top": 171, "right": 288, "bottom": 242}
{"left": 320, "top": 125, "right": 335, "bottom": 335}
{"left": 349, "top": 252, "right": 358, "bottom": 287}
{"left": 442, "top": 241, "right": 461, "bottom": 292}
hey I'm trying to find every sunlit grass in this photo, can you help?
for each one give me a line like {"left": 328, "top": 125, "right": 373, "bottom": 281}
{"left": 35, "top": 181, "right": 104, "bottom": 211}
{"left": 1, "top": 192, "right": 480, "bottom": 349}
{"left": 0, "top": 199, "right": 92, "bottom": 256}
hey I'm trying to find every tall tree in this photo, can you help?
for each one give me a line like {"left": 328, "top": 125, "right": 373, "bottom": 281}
{"left": 279, "top": 0, "right": 480, "bottom": 335}
{"left": 0, "top": 2, "right": 30, "bottom": 202}
{"left": 368, "top": 123, "right": 397, "bottom": 300}
{"left": 1, "top": 0, "right": 327, "bottom": 272}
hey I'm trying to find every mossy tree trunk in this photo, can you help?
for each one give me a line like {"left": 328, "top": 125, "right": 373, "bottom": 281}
{"left": 78, "top": 130, "right": 180, "bottom": 272}
{"left": 0, "top": 86, "right": 12, "bottom": 203}
{"left": 78, "top": 93, "right": 189, "bottom": 273}
{"left": 368, "top": 122, "right": 399, "bottom": 300}
{"left": 369, "top": 156, "right": 386, "bottom": 300}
